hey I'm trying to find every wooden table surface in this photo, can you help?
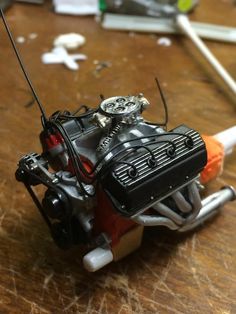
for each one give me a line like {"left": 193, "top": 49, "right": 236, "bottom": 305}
{"left": 0, "top": 1, "right": 236, "bottom": 313}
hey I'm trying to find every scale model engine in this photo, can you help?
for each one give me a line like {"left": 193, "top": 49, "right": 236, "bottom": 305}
{"left": 0, "top": 4, "right": 234, "bottom": 272}
{"left": 16, "top": 93, "right": 236, "bottom": 271}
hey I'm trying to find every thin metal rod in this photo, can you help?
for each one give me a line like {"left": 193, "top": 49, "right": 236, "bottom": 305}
{"left": 155, "top": 77, "right": 169, "bottom": 129}
{"left": 0, "top": 9, "right": 47, "bottom": 124}
{"left": 176, "top": 14, "right": 236, "bottom": 95}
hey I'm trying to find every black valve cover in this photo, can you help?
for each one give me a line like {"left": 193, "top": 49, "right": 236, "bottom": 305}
{"left": 100, "top": 125, "right": 207, "bottom": 217}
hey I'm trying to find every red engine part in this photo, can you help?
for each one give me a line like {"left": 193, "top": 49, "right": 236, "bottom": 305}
{"left": 44, "top": 132, "right": 64, "bottom": 150}
{"left": 66, "top": 157, "right": 94, "bottom": 183}
{"left": 93, "top": 187, "right": 137, "bottom": 247}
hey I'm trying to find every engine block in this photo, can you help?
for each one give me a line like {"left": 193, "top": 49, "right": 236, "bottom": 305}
{"left": 16, "top": 94, "right": 235, "bottom": 271}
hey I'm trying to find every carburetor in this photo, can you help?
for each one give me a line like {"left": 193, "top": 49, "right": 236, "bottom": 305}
{"left": 16, "top": 92, "right": 236, "bottom": 271}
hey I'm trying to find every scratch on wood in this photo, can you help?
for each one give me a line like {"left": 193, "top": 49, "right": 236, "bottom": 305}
{"left": 96, "top": 273, "right": 144, "bottom": 313}
{"left": 188, "top": 235, "right": 215, "bottom": 311}
{"left": 118, "top": 304, "right": 133, "bottom": 314}
{"left": 176, "top": 240, "right": 189, "bottom": 258}
{"left": 51, "top": 280, "right": 71, "bottom": 311}
{"left": 140, "top": 259, "right": 187, "bottom": 310}
{"left": 63, "top": 296, "right": 79, "bottom": 311}
{"left": 0, "top": 212, "right": 6, "bottom": 228}
{"left": 43, "top": 272, "right": 54, "bottom": 290}
{"left": 98, "top": 293, "right": 108, "bottom": 314}
{"left": 213, "top": 232, "right": 233, "bottom": 271}
{"left": 191, "top": 234, "right": 196, "bottom": 253}
{"left": 223, "top": 259, "right": 229, "bottom": 270}
{"left": 85, "top": 294, "right": 94, "bottom": 314}
{"left": 10, "top": 267, "right": 18, "bottom": 297}
{"left": 188, "top": 233, "right": 234, "bottom": 312}
{"left": 139, "top": 293, "right": 184, "bottom": 314}
{"left": 204, "top": 272, "right": 231, "bottom": 301}
{"left": 0, "top": 284, "right": 50, "bottom": 313}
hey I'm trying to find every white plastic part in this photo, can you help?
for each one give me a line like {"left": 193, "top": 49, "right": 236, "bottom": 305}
{"left": 53, "top": 0, "right": 99, "bottom": 15}
{"left": 102, "top": 14, "right": 236, "bottom": 43}
{"left": 83, "top": 247, "right": 114, "bottom": 272}
{"left": 214, "top": 126, "right": 236, "bottom": 156}
{"left": 41, "top": 46, "right": 87, "bottom": 71}
{"left": 176, "top": 14, "right": 236, "bottom": 95}
{"left": 53, "top": 33, "right": 86, "bottom": 50}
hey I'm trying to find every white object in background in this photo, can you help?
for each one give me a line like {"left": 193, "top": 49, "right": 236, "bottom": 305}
{"left": 102, "top": 13, "right": 236, "bottom": 43}
{"left": 16, "top": 36, "right": 26, "bottom": 44}
{"left": 157, "top": 37, "right": 172, "bottom": 47}
{"left": 53, "top": 33, "right": 86, "bottom": 50}
{"left": 42, "top": 46, "right": 87, "bottom": 71}
{"left": 28, "top": 33, "right": 38, "bottom": 40}
{"left": 83, "top": 247, "right": 114, "bottom": 272}
{"left": 176, "top": 14, "right": 236, "bottom": 96}
{"left": 53, "top": 0, "right": 99, "bottom": 15}
{"left": 214, "top": 126, "right": 236, "bottom": 156}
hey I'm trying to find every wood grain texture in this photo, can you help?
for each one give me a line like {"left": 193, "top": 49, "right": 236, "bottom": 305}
{"left": 0, "top": 1, "right": 235, "bottom": 313}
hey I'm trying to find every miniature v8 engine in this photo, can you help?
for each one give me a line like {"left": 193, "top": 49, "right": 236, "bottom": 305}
{"left": 0, "top": 6, "right": 234, "bottom": 272}
{"left": 16, "top": 94, "right": 236, "bottom": 271}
